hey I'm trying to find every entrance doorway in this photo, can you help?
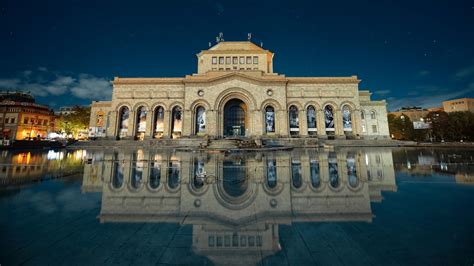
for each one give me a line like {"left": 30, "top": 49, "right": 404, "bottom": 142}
{"left": 224, "top": 99, "right": 247, "bottom": 137}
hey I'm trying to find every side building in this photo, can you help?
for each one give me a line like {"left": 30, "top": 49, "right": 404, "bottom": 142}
{"left": 89, "top": 41, "right": 389, "bottom": 140}
{"left": 0, "top": 91, "right": 57, "bottom": 141}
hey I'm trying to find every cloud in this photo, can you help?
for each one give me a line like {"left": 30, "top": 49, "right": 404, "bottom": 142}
{"left": 0, "top": 69, "right": 111, "bottom": 101}
{"left": 387, "top": 84, "right": 473, "bottom": 111}
{"left": 417, "top": 70, "right": 430, "bottom": 77}
{"left": 455, "top": 65, "right": 474, "bottom": 79}
{"left": 374, "top": 89, "right": 391, "bottom": 96}
{"left": 71, "top": 74, "right": 112, "bottom": 100}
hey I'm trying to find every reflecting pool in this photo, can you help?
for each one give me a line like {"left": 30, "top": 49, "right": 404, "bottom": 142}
{"left": 1, "top": 147, "right": 474, "bottom": 265}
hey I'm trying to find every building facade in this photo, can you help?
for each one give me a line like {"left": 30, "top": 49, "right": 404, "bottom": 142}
{"left": 0, "top": 92, "right": 56, "bottom": 141}
{"left": 442, "top": 98, "right": 474, "bottom": 113}
{"left": 89, "top": 41, "right": 389, "bottom": 140}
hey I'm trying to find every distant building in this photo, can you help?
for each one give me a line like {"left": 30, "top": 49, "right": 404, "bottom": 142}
{"left": 427, "top": 106, "right": 444, "bottom": 113}
{"left": 389, "top": 107, "right": 429, "bottom": 122}
{"left": 56, "top": 105, "right": 89, "bottom": 116}
{"left": 0, "top": 91, "right": 57, "bottom": 141}
{"left": 442, "top": 98, "right": 474, "bottom": 113}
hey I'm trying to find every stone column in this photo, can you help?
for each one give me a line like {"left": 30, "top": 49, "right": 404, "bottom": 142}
{"left": 163, "top": 110, "right": 171, "bottom": 138}
{"left": 182, "top": 109, "right": 192, "bottom": 137}
{"left": 145, "top": 110, "right": 154, "bottom": 140}
{"left": 300, "top": 109, "right": 308, "bottom": 137}
{"left": 207, "top": 109, "right": 217, "bottom": 138}
{"left": 316, "top": 109, "right": 327, "bottom": 139}
{"left": 335, "top": 109, "right": 345, "bottom": 139}
{"left": 278, "top": 109, "right": 289, "bottom": 137}
{"left": 126, "top": 111, "right": 135, "bottom": 140}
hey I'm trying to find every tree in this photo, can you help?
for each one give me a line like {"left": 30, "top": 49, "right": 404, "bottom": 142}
{"left": 57, "top": 106, "right": 91, "bottom": 138}
{"left": 388, "top": 113, "right": 415, "bottom": 140}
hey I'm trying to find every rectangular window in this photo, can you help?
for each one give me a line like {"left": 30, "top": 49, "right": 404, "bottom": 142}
{"left": 225, "top": 68, "right": 230, "bottom": 70}
{"left": 219, "top": 57, "right": 224, "bottom": 64}
{"left": 24, "top": 118, "right": 28, "bottom": 124}
{"left": 253, "top": 56, "right": 258, "bottom": 64}
{"left": 4, "top": 118, "right": 9, "bottom": 124}
{"left": 212, "top": 67, "right": 217, "bottom": 71}
{"left": 239, "top": 57, "right": 245, "bottom": 64}
{"left": 212, "top": 57, "right": 217, "bottom": 64}
{"left": 246, "top": 56, "right": 252, "bottom": 64}
{"left": 219, "top": 68, "right": 224, "bottom": 71}
{"left": 233, "top": 66, "right": 237, "bottom": 70}
{"left": 225, "top": 57, "right": 231, "bottom": 64}
{"left": 10, "top": 118, "right": 15, "bottom": 124}
{"left": 232, "top": 56, "right": 238, "bottom": 64}
{"left": 372, "top": 125, "right": 377, "bottom": 133}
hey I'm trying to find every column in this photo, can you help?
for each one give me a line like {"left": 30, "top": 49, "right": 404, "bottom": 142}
{"left": 106, "top": 111, "right": 118, "bottom": 139}
{"left": 145, "top": 110, "right": 154, "bottom": 140}
{"left": 335, "top": 109, "right": 345, "bottom": 139}
{"left": 163, "top": 110, "right": 171, "bottom": 138}
{"left": 300, "top": 109, "right": 308, "bottom": 137}
{"left": 207, "top": 109, "right": 217, "bottom": 138}
{"left": 316, "top": 109, "right": 327, "bottom": 139}
{"left": 278, "top": 109, "right": 289, "bottom": 137}
{"left": 182, "top": 109, "right": 192, "bottom": 137}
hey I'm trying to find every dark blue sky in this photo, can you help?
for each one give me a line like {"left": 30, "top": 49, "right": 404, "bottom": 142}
{"left": 0, "top": 0, "right": 473, "bottom": 110}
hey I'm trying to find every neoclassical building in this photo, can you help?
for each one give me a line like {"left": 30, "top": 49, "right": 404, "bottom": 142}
{"left": 89, "top": 41, "right": 389, "bottom": 140}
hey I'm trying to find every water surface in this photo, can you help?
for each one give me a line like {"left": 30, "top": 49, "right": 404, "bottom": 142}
{"left": 1, "top": 147, "right": 473, "bottom": 265}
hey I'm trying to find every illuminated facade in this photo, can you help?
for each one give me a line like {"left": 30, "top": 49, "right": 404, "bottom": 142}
{"left": 0, "top": 92, "right": 56, "bottom": 141}
{"left": 89, "top": 41, "right": 389, "bottom": 140}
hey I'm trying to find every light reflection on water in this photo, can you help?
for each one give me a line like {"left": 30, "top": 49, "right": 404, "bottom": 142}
{"left": 1, "top": 147, "right": 474, "bottom": 265}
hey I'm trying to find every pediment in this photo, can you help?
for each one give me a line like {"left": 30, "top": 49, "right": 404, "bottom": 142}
{"left": 184, "top": 72, "right": 286, "bottom": 86}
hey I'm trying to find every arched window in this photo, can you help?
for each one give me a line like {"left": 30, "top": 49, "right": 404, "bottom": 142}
{"left": 118, "top": 106, "right": 130, "bottom": 138}
{"left": 361, "top": 111, "right": 365, "bottom": 120}
{"left": 266, "top": 159, "right": 277, "bottom": 188}
{"left": 168, "top": 158, "right": 181, "bottom": 189}
{"left": 342, "top": 105, "right": 352, "bottom": 132}
{"left": 135, "top": 106, "right": 147, "bottom": 139}
{"left": 310, "top": 159, "right": 320, "bottom": 188}
{"left": 328, "top": 153, "right": 339, "bottom": 188}
{"left": 370, "top": 111, "right": 376, "bottom": 119}
{"left": 291, "top": 160, "right": 302, "bottom": 188}
{"left": 264, "top": 106, "right": 275, "bottom": 133}
{"left": 130, "top": 150, "right": 144, "bottom": 189}
{"left": 307, "top": 105, "right": 317, "bottom": 136}
{"left": 324, "top": 105, "right": 335, "bottom": 132}
{"left": 193, "top": 159, "right": 205, "bottom": 189}
{"left": 154, "top": 106, "right": 165, "bottom": 139}
{"left": 171, "top": 106, "right": 183, "bottom": 139}
{"left": 112, "top": 152, "right": 124, "bottom": 188}
{"left": 288, "top": 105, "right": 299, "bottom": 136}
{"left": 195, "top": 106, "right": 206, "bottom": 134}
{"left": 149, "top": 154, "right": 161, "bottom": 189}
{"left": 347, "top": 154, "right": 358, "bottom": 188}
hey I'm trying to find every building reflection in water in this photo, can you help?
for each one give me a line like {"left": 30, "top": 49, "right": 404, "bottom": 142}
{"left": 81, "top": 148, "right": 397, "bottom": 265}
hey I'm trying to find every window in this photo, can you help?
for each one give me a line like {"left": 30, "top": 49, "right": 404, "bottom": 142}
{"left": 24, "top": 118, "right": 28, "bottom": 124}
{"left": 246, "top": 56, "right": 252, "bottom": 64}
{"left": 212, "top": 57, "right": 217, "bottom": 64}
{"left": 370, "top": 111, "right": 376, "bottom": 119}
{"left": 233, "top": 66, "right": 237, "bottom": 70}
{"left": 232, "top": 57, "right": 238, "bottom": 64}
{"left": 212, "top": 68, "right": 217, "bottom": 71}
{"left": 362, "top": 125, "right": 366, "bottom": 133}
{"left": 239, "top": 56, "right": 245, "bottom": 64}
{"left": 219, "top": 57, "right": 224, "bottom": 64}
{"left": 225, "top": 57, "right": 231, "bottom": 64}
{"left": 195, "top": 106, "right": 206, "bottom": 134}
{"left": 264, "top": 106, "right": 275, "bottom": 133}
{"left": 219, "top": 68, "right": 224, "bottom": 71}
{"left": 372, "top": 125, "right": 377, "bottom": 133}
{"left": 253, "top": 56, "right": 258, "bottom": 64}
{"left": 361, "top": 111, "right": 365, "bottom": 120}
{"left": 5, "top": 118, "right": 9, "bottom": 124}
{"left": 11, "top": 118, "right": 15, "bottom": 124}
{"left": 289, "top": 105, "right": 299, "bottom": 136}
{"left": 307, "top": 105, "right": 317, "bottom": 135}
{"left": 225, "top": 68, "right": 230, "bottom": 71}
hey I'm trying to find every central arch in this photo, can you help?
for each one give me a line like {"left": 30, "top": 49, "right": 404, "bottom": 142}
{"left": 223, "top": 99, "right": 247, "bottom": 137}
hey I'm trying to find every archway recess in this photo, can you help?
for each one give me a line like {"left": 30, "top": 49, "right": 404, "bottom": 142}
{"left": 223, "top": 99, "right": 247, "bottom": 137}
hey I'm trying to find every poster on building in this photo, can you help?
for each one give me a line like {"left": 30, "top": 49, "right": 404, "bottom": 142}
{"left": 119, "top": 108, "right": 129, "bottom": 137}
{"left": 196, "top": 107, "right": 206, "bottom": 133}
{"left": 413, "top": 121, "right": 431, "bottom": 129}
{"left": 307, "top": 107, "right": 316, "bottom": 130}
{"left": 96, "top": 111, "right": 104, "bottom": 127}
{"left": 172, "top": 108, "right": 183, "bottom": 133}
{"left": 265, "top": 108, "right": 275, "bottom": 132}
{"left": 137, "top": 108, "right": 147, "bottom": 133}
{"left": 289, "top": 106, "right": 299, "bottom": 131}
{"left": 155, "top": 107, "right": 164, "bottom": 132}
{"left": 342, "top": 106, "right": 352, "bottom": 131}
{"left": 324, "top": 106, "right": 334, "bottom": 130}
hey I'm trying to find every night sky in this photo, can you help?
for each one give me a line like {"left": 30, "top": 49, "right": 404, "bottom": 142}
{"left": 0, "top": 0, "right": 473, "bottom": 110}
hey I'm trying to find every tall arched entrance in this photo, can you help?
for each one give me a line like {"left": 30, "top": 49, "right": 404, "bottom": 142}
{"left": 223, "top": 99, "right": 247, "bottom": 137}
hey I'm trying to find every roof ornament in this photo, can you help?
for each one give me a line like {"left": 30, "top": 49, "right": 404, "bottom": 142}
{"left": 247, "top": 33, "right": 252, "bottom": 41}
{"left": 260, "top": 42, "right": 263, "bottom": 48}
{"left": 215, "top": 32, "right": 225, "bottom": 43}
{"left": 208, "top": 42, "right": 212, "bottom": 47}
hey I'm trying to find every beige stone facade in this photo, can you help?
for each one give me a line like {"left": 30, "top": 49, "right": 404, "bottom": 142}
{"left": 89, "top": 41, "right": 389, "bottom": 140}
{"left": 443, "top": 98, "right": 474, "bottom": 113}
